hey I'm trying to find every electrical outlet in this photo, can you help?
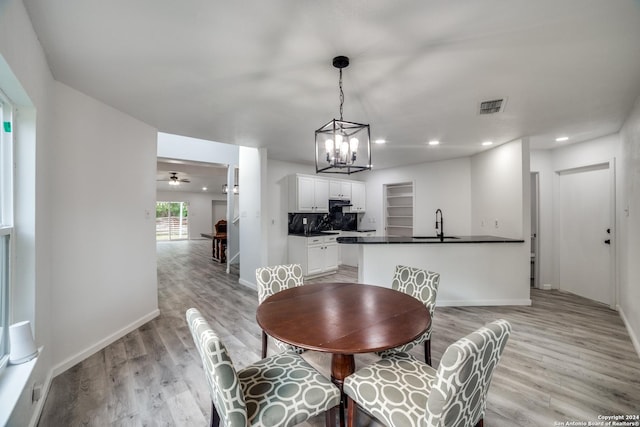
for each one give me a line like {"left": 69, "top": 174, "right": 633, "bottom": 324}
{"left": 494, "top": 219, "right": 499, "bottom": 228}
{"left": 303, "top": 217, "right": 308, "bottom": 225}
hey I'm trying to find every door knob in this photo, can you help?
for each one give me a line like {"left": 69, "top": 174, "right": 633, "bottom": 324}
{"left": 604, "top": 239, "right": 611, "bottom": 245}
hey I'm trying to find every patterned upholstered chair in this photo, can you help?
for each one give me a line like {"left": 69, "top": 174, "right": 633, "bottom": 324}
{"left": 256, "top": 264, "right": 305, "bottom": 358}
{"left": 345, "top": 319, "right": 512, "bottom": 427}
{"left": 377, "top": 265, "right": 440, "bottom": 365}
{"left": 186, "top": 308, "right": 341, "bottom": 427}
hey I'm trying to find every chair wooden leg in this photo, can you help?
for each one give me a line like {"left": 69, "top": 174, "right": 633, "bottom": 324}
{"left": 211, "top": 401, "right": 220, "bottom": 427}
{"left": 261, "top": 330, "right": 268, "bottom": 359}
{"left": 325, "top": 406, "right": 338, "bottom": 427}
{"left": 424, "top": 338, "right": 432, "bottom": 366}
{"left": 346, "top": 396, "right": 357, "bottom": 427}
{"left": 475, "top": 418, "right": 484, "bottom": 427}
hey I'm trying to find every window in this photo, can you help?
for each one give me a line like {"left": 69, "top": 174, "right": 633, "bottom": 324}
{"left": 155, "top": 201, "right": 189, "bottom": 240}
{"left": 0, "top": 89, "right": 14, "bottom": 372}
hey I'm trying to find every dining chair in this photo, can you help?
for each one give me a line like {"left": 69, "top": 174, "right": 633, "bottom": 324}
{"left": 377, "top": 265, "right": 440, "bottom": 365}
{"left": 345, "top": 319, "right": 512, "bottom": 427}
{"left": 186, "top": 308, "right": 341, "bottom": 427}
{"left": 256, "top": 264, "right": 305, "bottom": 358}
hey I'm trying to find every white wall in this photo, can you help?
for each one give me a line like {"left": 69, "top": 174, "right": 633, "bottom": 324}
{"left": 212, "top": 200, "right": 228, "bottom": 229}
{"left": 156, "top": 190, "right": 226, "bottom": 239}
{"left": 238, "top": 146, "right": 267, "bottom": 288}
{"left": 50, "top": 81, "right": 159, "bottom": 373}
{"left": 619, "top": 98, "right": 640, "bottom": 355}
{"left": 471, "top": 140, "right": 526, "bottom": 238}
{"left": 361, "top": 158, "right": 472, "bottom": 236}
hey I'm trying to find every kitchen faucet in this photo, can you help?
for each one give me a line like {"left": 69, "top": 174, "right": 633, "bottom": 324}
{"left": 435, "top": 209, "right": 444, "bottom": 241}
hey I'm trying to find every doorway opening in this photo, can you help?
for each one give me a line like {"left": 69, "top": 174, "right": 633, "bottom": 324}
{"left": 531, "top": 172, "right": 540, "bottom": 288}
{"left": 156, "top": 201, "right": 189, "bottom": 240}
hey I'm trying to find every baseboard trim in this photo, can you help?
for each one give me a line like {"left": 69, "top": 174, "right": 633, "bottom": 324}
{"left": 238, "top": 278, "right": 256, "bottom": 290}
{"left": 437, "top": 298, "right": 532, "bottom": 307}
{"left": 28, "top": 369, "right": 53, "bottom": 427}
{"left": 51, "top": 309, "right": 160, "bottom": 377}
{"left": 618, "top": 304, "right": 640, "bottom": 360}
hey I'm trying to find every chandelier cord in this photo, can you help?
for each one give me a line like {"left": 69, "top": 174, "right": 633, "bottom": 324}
{"left": 339, "top": 68, "right": 344, "bottom": 121}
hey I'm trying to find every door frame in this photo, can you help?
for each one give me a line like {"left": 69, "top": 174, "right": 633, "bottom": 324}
{"left": 553, "top": 158, "right": 617, "bottom": 309}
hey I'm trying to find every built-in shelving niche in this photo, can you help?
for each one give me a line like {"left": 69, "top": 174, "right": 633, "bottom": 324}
{"left": 384, "top": 182, "right": 414, "bottom": 237}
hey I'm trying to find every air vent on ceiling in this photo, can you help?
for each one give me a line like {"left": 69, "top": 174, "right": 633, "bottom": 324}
{"left": 479, "top": 98, "right": 506, "bottom": 115}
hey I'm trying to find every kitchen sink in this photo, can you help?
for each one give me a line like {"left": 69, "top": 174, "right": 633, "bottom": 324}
{"left": 412, "top": 236, "right": 460, "bottom": 239}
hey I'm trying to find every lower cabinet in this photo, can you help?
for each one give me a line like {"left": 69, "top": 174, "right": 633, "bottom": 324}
{"left": 288, "top": 235, "right": 338, "bottom": 277}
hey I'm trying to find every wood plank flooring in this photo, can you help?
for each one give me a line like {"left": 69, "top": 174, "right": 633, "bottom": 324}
{"left": 38, "top": 240, "right": 640, "bottom": 426}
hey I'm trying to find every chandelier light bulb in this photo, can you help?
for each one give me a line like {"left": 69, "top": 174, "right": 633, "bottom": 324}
{"left": 325, "top": 139, "right": 333, "bottom": 153}
{"left": 350, "top": 138, "right": 359, "bottom": 152}
{"left": 340, "top": 140, "right": 349, "bottom": 156}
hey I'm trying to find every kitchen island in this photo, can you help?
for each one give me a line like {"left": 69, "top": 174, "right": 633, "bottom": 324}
{"left": 337, "top": 235, "right": 530, "bottom": 306}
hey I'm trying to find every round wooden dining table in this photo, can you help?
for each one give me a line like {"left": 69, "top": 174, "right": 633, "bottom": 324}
{"left": 256, "top": 282, "right": 431, "bottom": 391}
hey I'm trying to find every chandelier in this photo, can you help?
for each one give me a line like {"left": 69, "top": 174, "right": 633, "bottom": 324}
{"left": 315, "top": 56, "right": 371, "bottom": 174}
{"left": 222, "top": 167, "right": 239, "bottom": 195}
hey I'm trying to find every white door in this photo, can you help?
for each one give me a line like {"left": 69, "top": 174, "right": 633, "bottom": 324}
{"left": 314, "top": 179, "right": 329, "bottom": 212}
{"left": 558, "top": 165, "right": 611, "bottom": 305}
{"left": 307, "top": 245, "right": 324, "bottom": 275}
{"left": 324, "top": 244, "right": 339, "bottom": 271}
{"left": 297, "top": 176, "right": 316, "bottom": 212}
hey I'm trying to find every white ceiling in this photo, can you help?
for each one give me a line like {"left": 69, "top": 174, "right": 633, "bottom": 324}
{"left": 24, "top": 0, "right": 640, "bottom": 170}
{"left": 156, "top": 159, "right": 229, "bottom": 194}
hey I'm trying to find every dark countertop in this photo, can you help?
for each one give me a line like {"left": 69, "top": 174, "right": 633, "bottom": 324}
{"left": 288, "top": 231, "right": 341, "bottom": 237}
{"left": 336, "top": 235, "right": 525, "bottom": 244}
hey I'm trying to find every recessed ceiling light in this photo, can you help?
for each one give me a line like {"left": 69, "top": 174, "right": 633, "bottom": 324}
{"left": 482, "top": 141, "right": 493, "bottom": 146}
{"left": 374, "top": 139, "right": 386, "bottom": 144}
{"left": 555, "top": 136, "right": 569, "bottom": 142}
{"left": 202, "top": 187, "right": 208, "bottom": 191}
{"left": 428, "top": 140, "right": 440, "bottom": 146}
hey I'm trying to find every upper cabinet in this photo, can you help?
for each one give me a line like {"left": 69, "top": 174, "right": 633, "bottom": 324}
{"left": 329, "top": 180, "right": 352, "bottom": 200}
{"left": 349, "top": 181, "right": 366, "bottom": 212}
{"left": 289, "top": 174, "right": 329, "bottom": 213}
{"left": 289, "top": 174, "right": 365, "bottom": 213}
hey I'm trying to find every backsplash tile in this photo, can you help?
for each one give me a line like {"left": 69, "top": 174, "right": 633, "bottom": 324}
{"left": 288, "top": 211, "right": 358, "bottom": 234}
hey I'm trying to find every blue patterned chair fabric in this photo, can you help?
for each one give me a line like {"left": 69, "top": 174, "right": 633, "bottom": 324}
{"left": 377, "top": 265, "right": 440, "bottom": 365}
{"left": 256, "top": 264, "right": 305, "bottom": 357}
{"left": 186, "top": 308, "right": 341, "bottom": 427}
{"left": 344, "top": 319, "right": 512, "bottom": 427}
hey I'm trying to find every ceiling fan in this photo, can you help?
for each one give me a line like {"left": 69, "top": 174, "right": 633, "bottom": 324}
{"left": 158, "top": 172, "right": 190, "bottom": 186}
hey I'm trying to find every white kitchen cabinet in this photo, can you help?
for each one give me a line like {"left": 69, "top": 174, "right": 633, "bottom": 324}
{"left": 288, "top": 234, "right": 338, "bottom": 277}
{"left": 288, "top": 174, "right": 329, "bottom": 213}
{"left": 329, "top": 179, "right": 352, "bottom": 200}
{"left": 349, "top": 181, "right": 366, "bottom": 212}
{"left": 340, "top": 231, "right": 375, "bottom": 267}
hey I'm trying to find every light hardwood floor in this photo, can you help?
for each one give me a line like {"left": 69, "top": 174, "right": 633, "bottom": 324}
{"left": 38, "top": 240, "right": 640, "bottom": 426}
